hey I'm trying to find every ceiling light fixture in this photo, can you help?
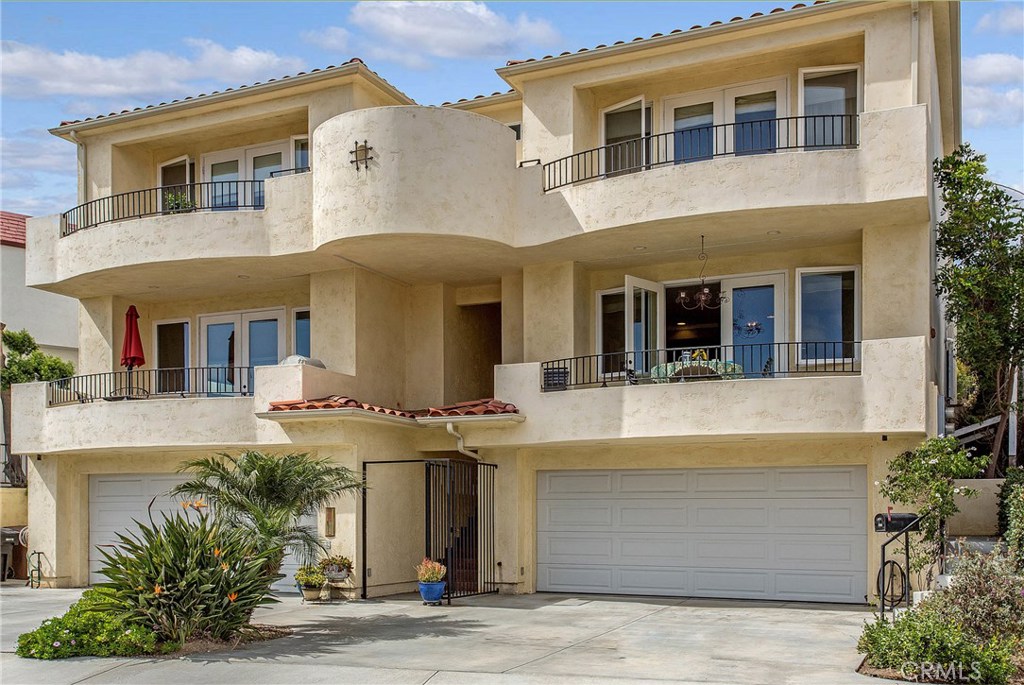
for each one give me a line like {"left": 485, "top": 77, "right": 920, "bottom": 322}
{"left": 676, "top": 234, "right": 726, "bottom": 311}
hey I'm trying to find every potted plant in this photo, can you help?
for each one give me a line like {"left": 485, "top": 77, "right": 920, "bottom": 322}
{"left": 294, "top": 565, "right": 326, "bottom": 601}
{"left": 415, "top": 557, "right": 446, "bottom": 605}
{"left": 319, "top": 555, "right": 353, "bottom": 581}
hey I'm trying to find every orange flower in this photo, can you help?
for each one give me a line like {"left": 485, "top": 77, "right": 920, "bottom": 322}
{"left": 153, "top": 585, "right": 163, "bottom": 595}
{"left": 213, "top": 548, "right": 222, "bottom": 557}
{"left": 227, "top": 592, "right": 238, "bottom": 603}
{"left": 192, "top": 499, "right": 207, "bottom": 510}
{"left": 220, "top": 562, "right": 228, "bottom": 571}
{"left": 180, "top": 501, "right": 190, "bottom": 508}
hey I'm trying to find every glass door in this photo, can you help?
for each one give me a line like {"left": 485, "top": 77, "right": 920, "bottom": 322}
{"left": 246, "top": 143, "right": 287, "bottom": 208}
{"left": 602, "top": 97, "right": 652, "bottom": 175}
{"left": 200, "top": 314, "right": 241, "bottom": 396}
{"left": 801, "top": 68, "right": 859, "bottom": 148}
{"left": 242, "top": 311, "right": 284, "bottom": 391}
{"left": 158, "top": 156, "right": 194, "bottom": 213}
{"left": 204, "top": 153, "right": 240, "bottom": 210}
{"left": 721, "top": 274, "right": 786, "bottom": 378}
{"left": 664, "top": 92, "right": 722, "bottom": 164}
{"left": 724, "top": 80, "right": 787, "bottom": 155}
{"left": 155, "top": 321, "right": 189, "bottom": 394}
{"left": 624, "top": 276, "right": 665, "bottom": 375}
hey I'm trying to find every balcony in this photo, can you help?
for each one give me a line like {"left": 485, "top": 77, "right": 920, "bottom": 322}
{"left": 46, "top": 366, "right": 255, "bottom": 406}
{"left": 543, "top": 114, "right": 859, "bottom": 191}
{"left": 539, "top": 342, "right": 861, "bottom": 391}
{"left": 472, "top": 336, "right": 930, "bottom": 448}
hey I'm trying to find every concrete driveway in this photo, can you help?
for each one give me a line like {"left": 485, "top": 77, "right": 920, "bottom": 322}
{"left": 1, "top": 584, "right": 883, "bottom": 684}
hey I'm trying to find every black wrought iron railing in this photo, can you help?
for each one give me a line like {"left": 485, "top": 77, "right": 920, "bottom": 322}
{"left": 540, "top": 341, "right": 861, "bottom": 391}
{"left": 1, "top": 443, "right": 27, "bottom": 488}
{"left": 269, "top": 166, "right": 311, "bottom": 178}
{"left": 543, "top": 114, "right": 859, "bottom": 191}
{"left": 46, "top": 366, "right": 255, "bottom": 406}
{"left": 60, "top": 181, "right": 269, "bottom": 236}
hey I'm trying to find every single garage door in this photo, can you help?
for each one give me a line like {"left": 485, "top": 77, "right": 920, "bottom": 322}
{"left": 537, "top": 466, "right": 867, "bottom": 603}
{"left": 89, "top": 474, "right": 313, "bottom": 593}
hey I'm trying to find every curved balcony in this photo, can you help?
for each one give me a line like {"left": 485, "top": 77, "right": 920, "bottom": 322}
{"left": 60, "top": 180, "right": 270, "bottom": 236}
{"left": 543, "top": 115, "right": 859, "bottom": 191}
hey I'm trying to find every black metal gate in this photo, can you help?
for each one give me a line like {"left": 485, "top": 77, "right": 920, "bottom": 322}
{"left": 361, "top": 458, "right": 498, "bottom": 602}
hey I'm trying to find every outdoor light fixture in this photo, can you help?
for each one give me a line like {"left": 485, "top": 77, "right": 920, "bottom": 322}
{"left": 350, "top": 140, "right": 373, "bottom": 171}
{"left": 677, "top": 234, "right": 726, "bottom": 311}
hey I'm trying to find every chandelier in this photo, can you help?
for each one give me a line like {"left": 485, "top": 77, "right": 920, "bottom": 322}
{"left": 676, "top": 235, "right": 726, "bottom": 311}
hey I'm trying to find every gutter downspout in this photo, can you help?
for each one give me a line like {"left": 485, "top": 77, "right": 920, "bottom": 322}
{"left": 911, "top": 0, "right": 920, "bottom": 106}
{"left": 446, "top": 422, "right": 479, "bottom": 460}
{"left": 69, "top": 130, "right": 86, "bottom": 205}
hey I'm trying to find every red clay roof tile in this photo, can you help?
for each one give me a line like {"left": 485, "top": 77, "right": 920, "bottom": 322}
{"left": 266, "top": 395, "right": 519, "bottom": 420}
{"left": 1, "top": 211, "right": 29, "bottom": 248}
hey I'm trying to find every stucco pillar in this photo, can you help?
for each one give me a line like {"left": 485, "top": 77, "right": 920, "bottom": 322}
{"left": 522, "top": 262, "right": 587, "bottom": 362}
{"left": 863, "top": 6, "right": 914, "bottom": 111}
{"left": 405, "top": 284, "right": 444, "bottom": 409}
{"left": 486, "top": 447, "right": 525, "bottom": 593}
{"left": 861, "top": 223, "right": 931, "bottom": 340}
{"left": 77, "top": 296, "right": 115, "bottom": 375}
{"left": 501, "top": 272, "right": 524, "bottom": 365}
{"left": 310, "top": 269, "right": 356, "bottom": 376}
{"left": 27, "top": 456, "right": 85, "bottom": 587}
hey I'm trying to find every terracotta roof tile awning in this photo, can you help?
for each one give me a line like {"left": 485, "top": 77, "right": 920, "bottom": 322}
{"left": 1, "top": 211, "right": 29, "bottom": 248}
{"left": 266, "top": 396, "right": 520, "bottom": 421}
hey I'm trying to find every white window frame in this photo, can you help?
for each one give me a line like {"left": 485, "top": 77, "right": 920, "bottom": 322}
{"left": 199, "top": 307, "right": 286, "bottom": 394}
{"left": 794, "top": 266, "right": 862, "bottom": 364}
{"left": 661, "top": 87, "right": 725, "bottom": 163}
{"left": 292, "top": 307, "right": 311, "bottom": 357}
{"left": 797, "top": 64, "right": 863, "bottom": 118}
{"left": 599, "top": 95, "right": 650, "bottom": 174}
{"left": 722, "top": 78, "right": 789, "bottom": 156}
{"left": 157, "top": 155, "right": 192, "bottom": 212}
{"left": 201, "top": 139, "right": 291, "bottom": 183}
{"left": 290, "top": 135, "right": 310, "bottom": 170}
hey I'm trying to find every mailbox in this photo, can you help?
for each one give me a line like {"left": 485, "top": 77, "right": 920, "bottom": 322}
{"left": 874, "top": 512, "right": 920, "bottom": 533}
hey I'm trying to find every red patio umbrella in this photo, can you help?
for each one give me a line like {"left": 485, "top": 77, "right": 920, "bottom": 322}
{"left": 120, "top": 305, "right": 145, "bottom": 395}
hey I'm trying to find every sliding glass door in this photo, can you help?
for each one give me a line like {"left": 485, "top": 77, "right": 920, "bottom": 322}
{"left": 199, "top": 309, "right": 284, "bottom": 395}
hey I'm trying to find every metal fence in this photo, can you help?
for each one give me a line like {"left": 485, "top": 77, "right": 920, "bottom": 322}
{"left": 60, "top": 181, "right": 269, "bottom": 236}
{"left": 46, "top": 366, "right": 256, "bottom": 406}
{"left": 540, "top": 341, "right": 861, "bottom": 391}
{"left": 543, "top": 114, "right": 859, "bottom": 190}
{"left": 1, "top": 443, "right": 27, "bottom": 488}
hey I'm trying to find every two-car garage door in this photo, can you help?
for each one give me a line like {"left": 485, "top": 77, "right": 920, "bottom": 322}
{"left": 537, "top": 466, "right": 867, "bottom": 603}
{"left": 89, "top": 474, "right": 312, "bottom": 593}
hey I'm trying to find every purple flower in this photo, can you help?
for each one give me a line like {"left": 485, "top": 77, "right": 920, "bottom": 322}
{"left": 53, "top": 641, "right": 61, "bottom": 647}
{"left": 70, "top": 640, "right": 76, "bottom": 645}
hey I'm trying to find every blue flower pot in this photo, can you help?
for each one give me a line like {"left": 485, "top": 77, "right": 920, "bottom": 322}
{"left": 418, "top": 581, "right": 446, "bottom": 604}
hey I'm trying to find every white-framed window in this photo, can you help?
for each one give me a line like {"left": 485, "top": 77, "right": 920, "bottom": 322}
{"left": 600, "top": 96, "right": 652, "bottom": 174}
{"left": 158, "top": 155, "right": 195, "bottom": 212}
{"left": 293, "top": 307, "right": 311, "bottom": 357}
{"left": 795, "top": 266, "right": 861, "bottom": 362}
{"left": 199, "top": 307, "right": 286, "bottom": 395}
{"left": 291, "top": 135, "right": 310, "bottom": 170}
{"left": 798, "top": 65, "right": 862, "bottom": 148}
{"left": 201, "top": 140, "right": 291, "bottom": 209}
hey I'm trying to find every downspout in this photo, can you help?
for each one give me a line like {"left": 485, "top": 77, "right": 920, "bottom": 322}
{"left": 69, "top": 130, "right": 86, "bottom": 205}
{"left": 910, "top": 0, "right": 920, "bottom": 106}
{"left": 446, "top": 422, "right": 479, "bottom": 460}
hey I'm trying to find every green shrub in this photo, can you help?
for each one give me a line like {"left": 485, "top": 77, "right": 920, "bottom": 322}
{"left": 858, "top": 610, "right": 1017, "bottom": 685}
{"left": 998, "top": 468, "right": 1024, "bottom": 535}
{"left": 294, "top": 565, "right": 325, "bottom": 588}
{"left": 1005, "top": 484, "right": 1024, "bottom": 571}
{"left": 918, "top": 550, "right": 1024, "bottom": 645}
{"left": 95, "top": 508, "right": 280, "bottom": 645}
{"left": 16, "top": 589, "right": 162, "bottom": 660}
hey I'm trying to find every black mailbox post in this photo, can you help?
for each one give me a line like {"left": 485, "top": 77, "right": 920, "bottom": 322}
{"left": 874, "top": 512, "right": 921, "bottom": 533}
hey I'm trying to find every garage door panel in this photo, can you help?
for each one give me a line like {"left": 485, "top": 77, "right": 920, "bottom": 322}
{"left": 537, "top": 467, "right": 867, "bottom": 603}
{"left": 542, "top": 473, "right": 613, "bottom": 495}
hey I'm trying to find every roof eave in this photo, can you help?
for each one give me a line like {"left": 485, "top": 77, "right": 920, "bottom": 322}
{"left": 496, "top": 0, "right": 876, "bottom": 87}
{"left": 416, "top": 414, "right": 526, "bottom": 426}
{"left": 256, "top": 407, "right": 419, "bottom": 426}
{"left": 48, "top": 63, "right": 415, "bottom": 140}
{"left": 445, "top": 91, "right": 522, "bottom": 110}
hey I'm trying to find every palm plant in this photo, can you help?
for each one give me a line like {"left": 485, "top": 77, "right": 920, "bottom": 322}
{"left": 170, "top": 451, "right": 362, "bottom": 573}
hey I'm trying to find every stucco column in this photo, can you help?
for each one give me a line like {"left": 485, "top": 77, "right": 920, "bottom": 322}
{"left": 522, "top": 262, "right": 587, "bottom": 362}
{"left": 501, "top": 273, "right": 524, "bottom": 365}
{"left": 405, "top": 284, "right": 444, "bottom": 409}
{"left": 77, "top": 297, "right": 115, "bottom": 375}
{"left": 861, "top": 223, "right": 931, "bottom": 340}
{"left": 27, "top": 456, "right": 85, "bottom": 587}
{"left": 486, "top": 447, "right": 525, "bottom": 594}
{"left": 310, "top": 269, "right": 356, "bottom": 376}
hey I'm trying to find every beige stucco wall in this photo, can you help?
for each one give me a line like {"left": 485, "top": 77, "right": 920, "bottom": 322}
{"left": 947, "top": 478, "right": 1004, "bottom": 537}
{"left": 0, "top": 486, "right": 27, "bottom": 527}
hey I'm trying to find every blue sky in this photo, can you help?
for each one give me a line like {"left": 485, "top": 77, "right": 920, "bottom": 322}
{"left": 2, "top": 1, "right": 1022, "bottom": 215}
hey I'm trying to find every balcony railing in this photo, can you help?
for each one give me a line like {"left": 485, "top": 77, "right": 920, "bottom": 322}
{"left": 60, "top": 181, "right": 268, "bottom": 237}
{"left": 540, "top": 342, "right": 861, "bottom": 391}
{"left": 543, "top": 114, "right": 859, "bottom": 191}
{"left": 1, "top": 443, "right": 27, "bottom": 488}
{"left": 46, "top": 366, "right": 255, "bottom": 407}
{"left": 269, "top": 166, "right": 311, "bottom": 178}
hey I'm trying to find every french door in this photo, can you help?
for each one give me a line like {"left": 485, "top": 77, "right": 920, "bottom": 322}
{"left": 624, "top": 276, "right": 665, "bottom": 374}
{"left": 720, "top": 274, "right": 786, "bottom": 378}
{"left": 199, "top": 309, "right": 284, "bottom": 395}
{"left": 602, "top": 97, "right": 652, "bottom": 175}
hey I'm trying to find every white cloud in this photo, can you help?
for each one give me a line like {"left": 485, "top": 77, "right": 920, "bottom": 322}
{"left": 963, "top": 53, "right": 1024, "bottom": 87}
{"left": 974, "top": 3, "right": 1024, "bottom": 35}
{"left": 0, "top": 39, "right": 305, "bottom": 99}
{"left": 348, "top": 1, "right": 560, "bottom": 65}
{"left": 302, "top": 26, "right": 351, "bottom": 52}
{"left": 963, "top": 85, "right": 1024, "bottom": 128}
{"left": 1, "top": 129, "right": 76, "bottom": 175}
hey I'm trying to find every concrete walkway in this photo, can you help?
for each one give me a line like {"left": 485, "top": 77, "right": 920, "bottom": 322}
{"left": 0, "top": 584, "right": 885, "bottom": 684}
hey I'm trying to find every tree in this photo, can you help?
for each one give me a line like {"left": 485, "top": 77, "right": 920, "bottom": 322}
{"left": 933, "top": 144, "right": 1024, "bottom": 474}
{"left": 1, "top": 328, "right": 75, "bottom": 390}
{"left": 170, "top": 451, "right": 363, "bottom": 574}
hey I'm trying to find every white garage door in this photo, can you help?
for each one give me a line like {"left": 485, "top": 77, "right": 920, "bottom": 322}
{"left": 89, "top": 474, "right": 314, "bottom": 593}
{"left": 537, "top": 466, "right": 868, "bottom": 603}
